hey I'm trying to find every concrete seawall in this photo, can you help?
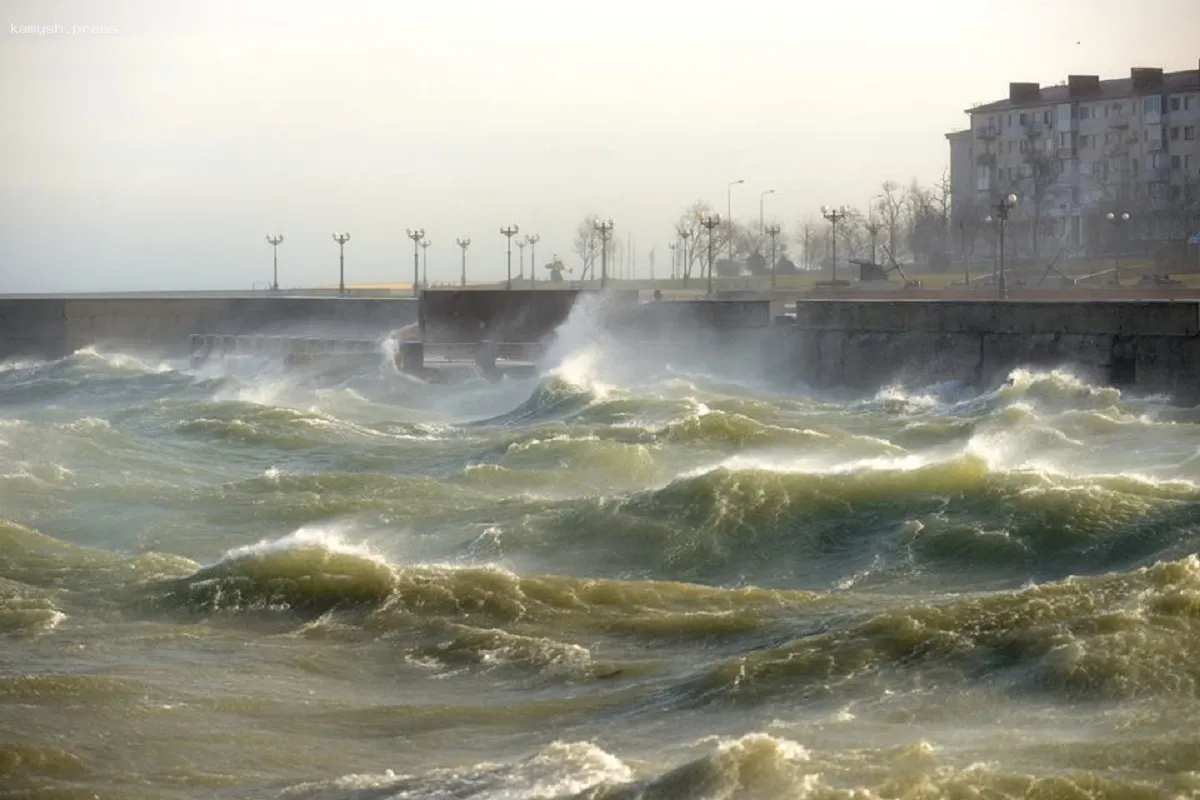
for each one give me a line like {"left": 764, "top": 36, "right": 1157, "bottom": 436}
{"left": 764, "top": 300, "right": 1200, "bottom": 401}
{"left": 5, "top": 293, "right": 1200, "bottom": 403}
{"left": 0, "top": 296, "right": 418, "bottom": 360}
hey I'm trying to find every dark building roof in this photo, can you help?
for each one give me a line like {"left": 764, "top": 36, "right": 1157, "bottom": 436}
{"left": 966, "top": 63, "right": 1200, "bottom": 115}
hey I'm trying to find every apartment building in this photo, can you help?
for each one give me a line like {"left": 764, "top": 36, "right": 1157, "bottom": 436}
{"left": 947, "top": 62, "right": 1200, "bottom": 254}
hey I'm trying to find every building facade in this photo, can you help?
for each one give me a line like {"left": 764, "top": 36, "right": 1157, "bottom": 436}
{"left": 948, "top": 63, "right": 1200, "bottom": 258}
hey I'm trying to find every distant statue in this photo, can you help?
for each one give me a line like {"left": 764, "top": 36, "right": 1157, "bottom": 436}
{"left": 545, "top": 254, "right": 570, "bottom": 282}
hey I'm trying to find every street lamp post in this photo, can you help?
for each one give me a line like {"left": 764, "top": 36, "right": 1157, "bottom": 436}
{"left": 865, "top": 217, "right": 882, "bottom": 265}
{"left": 759, "top": 189, "right": 775, "bottom": 234}
{"left": 727, "top": 179, "right": 744, "bottom": 263}
{"left": 517, "top": 238, "right": 527, "bottom": 281}
{"left": 700, "top": 213, "right": 721, "bottom": 297}
{"left": 455, "top": 237, "right": 471, "bottom": 287}
{"left": 668, "top": 242, "right": 677, "bottom": 280}
{"left": 593, "top": 219, "right": 615, "bottom": 289}
{"left": 420, "top": 238, "right": 432, "bottom": 287}
{"left": 525, "top": 234, "right": 540, "bottom": 287}
{"left": 677, "top": 228, "right": 692, "bottom": 287}
{"left": 764, "top": 223, "right": 781, "bottom": 290}
{"left": 820, "top": 205, "right": 851, "bottom": 283}
{"left": 1105, "top": 211, "right": 1131, "bottom": 285}
{"left": 265, "top": 234, "right": 283, "bottom": 291}
{"left": 332, "top": 232, "right": 351, "bottom": 295}
{"left": 500, "top": 225, "right": 520, "bottom": 289}
{"left": 984, "top": 193, "right": 1018, "bottom": 299}
{"left": 406, "top": 228, "right": 424, "bottom": 297}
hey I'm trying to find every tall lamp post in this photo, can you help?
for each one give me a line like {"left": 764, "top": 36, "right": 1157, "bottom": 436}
{"left": 593, "top": 219, "right": 615, "bottom": 289}
{"left": 332, "top": 232, "right": 351, "bottom": 295}
{"left": 700, "top": 213, "right": 722, "bottom": 297}
{"left": 517, "top": 238, "right": 527, "bottom": 281}
{"left": 984, "top": 193, "right": 1018, "bottom": 299}
{"left": 865, "top": 217, "right": 883, "bottom": 265}
{"left": 406, "top": 228, "right": 424, "bottom": 297}
{"left": 265, "top": 234, "right": 283, "bottom": 291}
{"left": 764, "top": 223, "right": 781, "bottom": 290}
{"left": 820, "top": 205, "right": 851, "bottom": 283}
{"left": 668, "top": 242, "right": 677, "bottom": 280}
{"left": 1105, "top": 211, "right": 1131, "bottom": 285}
{"left": 456, "top": 237, "right": 471, "bottom": 287}
{"left": 759, "top": 189, "right": 775, "bottom": 234}
{"left": 727, "top": 179, "right": 744, "bottom": 263}
{"left": 525, "top": 234, "right": 539, "bottom": 287}
{"left": 420, "top": 238, "right": 432, "bottom": 287}
{"left": 500, "top": 225, "right": 520, "bottom": 289}
{"left": 677, "top": 227, "right": 692, "bottom": 287}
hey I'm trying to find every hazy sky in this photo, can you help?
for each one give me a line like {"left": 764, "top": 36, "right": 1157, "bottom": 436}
{"left": 1, "top": 0, "right": 1197, "bottom": 292}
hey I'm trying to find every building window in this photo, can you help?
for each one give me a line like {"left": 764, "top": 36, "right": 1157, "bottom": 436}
{"left": 1186, "top": 96, "right": 1193, "bottom": 110}
{"left": 1144, "top": 96, "right": 1160, "bottom": 114}
{"left": 1171, "top": 127, "right": 1180, "bottom": 140}
{"left": 1186, "top": 154, "right": 1192, "bottom": 172}
{"left": 1171, "top": 96, "right": 1181, "bottom": 111}
{"left": 1186, "top": 126, "right": 1195, "bottom": 141}
{"left": 1019, "top": 112, "right": 1027, "bottom": 125}
{"left": 1133, "top": 158, "right": 1139, "bottom": 173}
{"left": 1019, "top": 139, "right": 1028, "bottom": 153}
{"left": 1043, "top": 110, "right": 1051, "bottom": 124}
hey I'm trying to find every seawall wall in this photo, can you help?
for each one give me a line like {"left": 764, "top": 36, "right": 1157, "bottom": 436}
{"left": 764, "top": 300, "right": 1200, "bottom": 401}
{"left": 0, "top": 296, "right": 419, "bottom": 361}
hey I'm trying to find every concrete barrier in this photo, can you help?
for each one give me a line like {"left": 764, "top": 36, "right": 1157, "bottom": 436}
{"left": 419, "top": 289, "right": 638, "bottom": 344}
{"left": 765, "top": 300, "right": 1200, "bottom": 403}
{"left": 1, "top": 295, "right": 418, "bottom": 360}
{"left": 0, "top": 299, "right": 68, "bottom": 361}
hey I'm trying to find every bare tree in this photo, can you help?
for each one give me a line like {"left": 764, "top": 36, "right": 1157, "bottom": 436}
{"left": 952, "top": 196, "right": 987, "bottom": 283}
{"left": 1161, "top": 172, "right": 1200, "bottom": 243}
{"left": 674, "top": 200, "right": 731, "bottom": 281}
{"left": 876, "top": 181, "right": 905, "bottom": 261}
{"left": 931, "top": 170, "right": 953, "bottom": 258}
{"left": 1021, "top": 148, "right": 1058, "bottom": 258}
{"left": 572, "top": 214, "right": 601, "bottom": 279}
{"left": 796, "top": 219, "right": 820, "bottom": 270}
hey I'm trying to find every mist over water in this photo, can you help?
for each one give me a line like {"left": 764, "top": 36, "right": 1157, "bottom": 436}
{"left": 3, "top": 304, "right": 1200, "bottom": 799}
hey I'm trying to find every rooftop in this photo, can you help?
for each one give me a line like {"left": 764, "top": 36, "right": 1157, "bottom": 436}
{"left": 967, "top": 62, "right": 1200, "bottom": 114}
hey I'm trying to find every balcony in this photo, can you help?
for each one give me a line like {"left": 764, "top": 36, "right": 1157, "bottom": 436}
{"left": 1146, "top": 138, "right": 1164, "bottom": 152}
{"left": 1147, "top": 167, "right": 1171, "bottom": 183}
{"left": 1108, "top": 113, "right": 1130, "bottom": 128}
{"left": 1022, "top": 120, "right": 1045, "bottom": 136}
{"left": 976, "top": 126, "right": 999, "bottom": 139}
{"left": 1056, "top": 146, "right": 1077, "bottom": 159}
{"left": 976, "top": 153, "right": 996, "bottom": 166}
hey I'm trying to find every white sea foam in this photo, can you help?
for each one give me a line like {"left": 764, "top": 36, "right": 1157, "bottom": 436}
{"left": 213, "top": 525, "right": 388, "bottom": 569}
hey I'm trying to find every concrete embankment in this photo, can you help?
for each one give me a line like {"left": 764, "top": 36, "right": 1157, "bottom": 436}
{"left": 0, "top": 296, "right": 418, "bottom": 360}
{"left": 763, "top": 300, "right": 1200, "bottom": 402}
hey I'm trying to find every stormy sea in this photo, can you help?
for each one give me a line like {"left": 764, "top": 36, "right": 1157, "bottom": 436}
{"left": 3, "top": 297, "right": 1200, "bottom": 800}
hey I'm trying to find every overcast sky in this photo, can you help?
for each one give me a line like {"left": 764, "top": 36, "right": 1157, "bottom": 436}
{"left": 1, "top": 0, "right": 1197, "bottom": 292}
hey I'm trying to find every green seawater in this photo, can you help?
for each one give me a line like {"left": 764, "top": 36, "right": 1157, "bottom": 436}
{"left": 2, "top": 328, "right": 1200, "bottom": 800}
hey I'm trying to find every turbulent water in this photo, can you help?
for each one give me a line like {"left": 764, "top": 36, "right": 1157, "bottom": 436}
{"left": 4, "top": 297, "right": 1200, "bottom": 800}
